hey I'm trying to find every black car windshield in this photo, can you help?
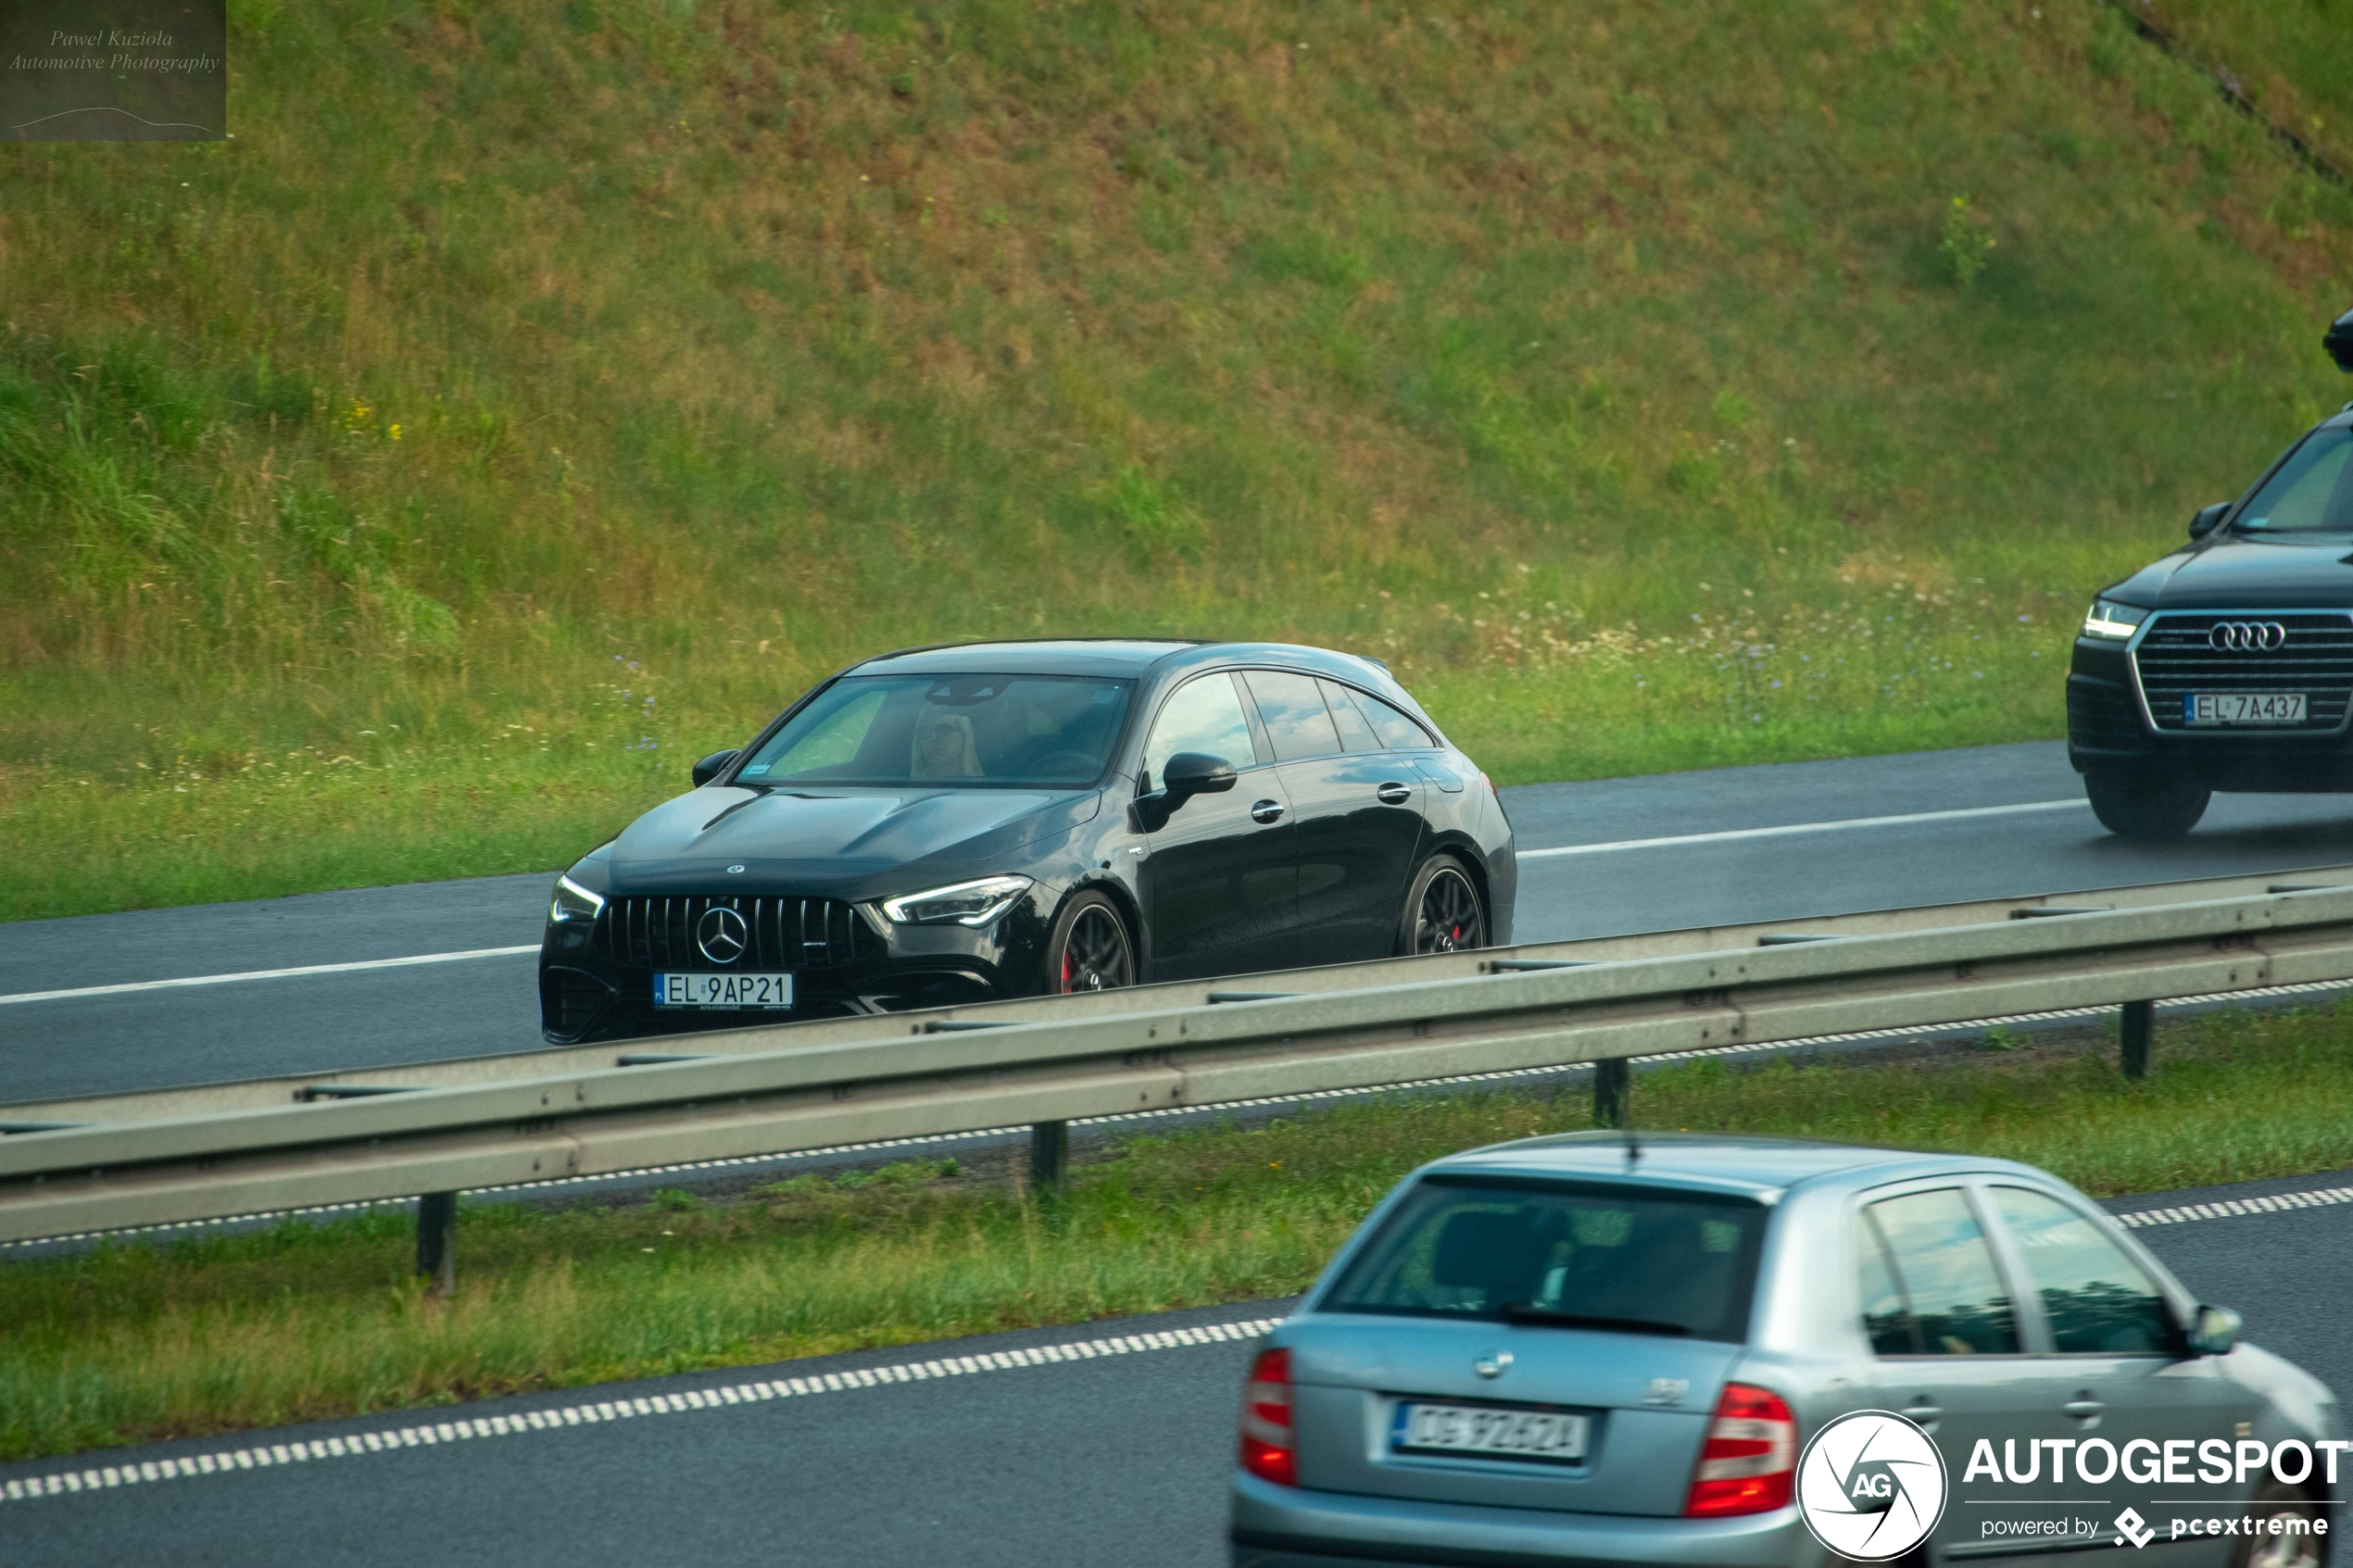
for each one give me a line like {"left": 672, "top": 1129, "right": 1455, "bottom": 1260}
{"left": 2234, "top": 425, "right": 2353, "bottom": 533}
{"left": 736, "top": 674, "right": 1134, "bottom": 787}
{"left": 1319, "top": 1175, "right": 1767, "bottom": 1342}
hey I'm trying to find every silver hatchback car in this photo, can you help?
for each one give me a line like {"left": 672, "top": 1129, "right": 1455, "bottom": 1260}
{"left": 1231, "top": 1133, "right": 2338, "bottom": 1568}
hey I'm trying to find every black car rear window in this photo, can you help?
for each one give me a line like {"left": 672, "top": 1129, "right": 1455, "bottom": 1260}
{"left": 736, "top": 674, "right": 1133, "bottom": 787}
{"left": 1320, "top": 1175, "right": 1768, "bottom": 1343}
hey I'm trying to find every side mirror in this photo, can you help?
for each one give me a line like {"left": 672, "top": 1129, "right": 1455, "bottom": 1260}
{"left": 1130, "top": 752, "right": 1238, "bottom": 833}
{"left": 1162, "top": 751, "right": 1239, "bottom": 800}
{"left": 2325, "top": 307, "right": 2353, "bottom": 374}
{"left": 2189, "top": 502, "right": 2231, "bottom": 541}
{"left": 691, "top": 749, "right": 740, "bottom": 787}
{"left": 2185, "top": 1303, "right": 2241, "bottom": 1357}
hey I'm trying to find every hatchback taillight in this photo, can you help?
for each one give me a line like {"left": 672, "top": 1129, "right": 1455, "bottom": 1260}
{"left": 1684, "top": 1382, "right": 1796, "bottom": 1517}
{"left": 1239, "top": 1347, "right": 1296, "bottom": 1486}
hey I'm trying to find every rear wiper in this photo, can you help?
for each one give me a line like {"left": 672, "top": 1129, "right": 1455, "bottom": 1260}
{"left": 1496, "top": 1303, "right": 1691, "bottom": 1336}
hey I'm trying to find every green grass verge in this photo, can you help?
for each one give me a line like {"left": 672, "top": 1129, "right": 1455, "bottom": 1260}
{"left": 3, "top": 0, "right": 2350, "bottom": 921}
{"left": 6, "top": 1002, "right": 2351, "bottom": 1462}
{"left": 2143, "top": 0, "right": 2353, "bottom": 179}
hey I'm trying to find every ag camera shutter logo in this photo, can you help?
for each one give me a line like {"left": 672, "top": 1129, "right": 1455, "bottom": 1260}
{"left": 1797, "top": 1411, "right": 1948, "bottom": 1561}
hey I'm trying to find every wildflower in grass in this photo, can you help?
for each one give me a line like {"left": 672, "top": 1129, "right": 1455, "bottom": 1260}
{"left": 1940, "top": 195, "right": 1996, "bottom": 289}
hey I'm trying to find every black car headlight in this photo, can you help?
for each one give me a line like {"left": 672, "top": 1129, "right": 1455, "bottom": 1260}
{"left": 2081, "top": 600, "right": 2149, "bottom": 641}
{"left": 879, "top": 875, "right": 1033, "bottom": 927}
{"left": 549, "top": 873, "right": 607, "bottom": 924}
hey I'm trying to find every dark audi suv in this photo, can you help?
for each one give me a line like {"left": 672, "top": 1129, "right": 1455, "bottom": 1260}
{"left": 539, "top": 639, "right": 1516, "bottom": 1042}
{"left": 2068, "top": 309, "right": 2353, "bottom": 838}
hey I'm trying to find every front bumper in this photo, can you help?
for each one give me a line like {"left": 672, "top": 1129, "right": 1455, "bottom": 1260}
{"left": 2068, "top": 637, "right": 2353, "bottom": 790}
{"left": 538, "top": 886, "right": 1059, "bottom": 1043}
{"left": 1229, "top": 1473, "right": 1818, "bottom": 1568}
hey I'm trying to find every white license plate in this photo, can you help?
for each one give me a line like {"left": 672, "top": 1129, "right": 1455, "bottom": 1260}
{"left": 2183, "top": 692, "right": 2307, "bottom": 726}
{"left": 653, "top": 972, "right": 795, "bottom": 1010}
{"left": 1391, "top": 1401, "right": 1590, "bottom": 1463}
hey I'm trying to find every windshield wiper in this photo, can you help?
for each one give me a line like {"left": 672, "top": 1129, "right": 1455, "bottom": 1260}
{"left": 1496, "top": 1302, "right": 1691, "bottom": 1336}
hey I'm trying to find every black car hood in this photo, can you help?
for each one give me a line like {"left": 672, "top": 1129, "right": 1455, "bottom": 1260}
{"left": 603, "top": 784, "right": 1102, "bottom": 898}
{"left": 2114, "top": 533, "right": 2353, "bottom": 609}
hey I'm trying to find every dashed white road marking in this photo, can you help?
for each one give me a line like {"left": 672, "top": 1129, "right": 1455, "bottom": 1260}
{"left": 2112, "top": 1185, "right": 2353, "bottom": 1230}
{"left": 0, "top": 947, "right": 541, "bottom": 1007}
{"left": 1517, "top": 797, "right": 2092, "bottom": 859}
{"left": 0, "top": 1314, "right": 1284, "bottom": 1505}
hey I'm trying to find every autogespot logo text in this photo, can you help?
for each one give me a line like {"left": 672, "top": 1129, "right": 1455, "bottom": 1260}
{"left": 1959, "top": 1436, "right": 2347, "bottom": 1549}
{"left": 1797, "top": 1411, "right": 1949, "bottom": 1561}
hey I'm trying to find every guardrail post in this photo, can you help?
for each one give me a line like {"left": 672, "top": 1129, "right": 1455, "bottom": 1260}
{"left": 2120, "top": 1000, "right": 2153, "bottom": 1082}
{"left": 417, "top": 1191, "right": 458, "bottom": 1295}
{"left": 1593, "top": 1060, "right": 1630, "bottom": 1128}
{"left": 1029, "top": 1121, "right": 1069, "bottom": 1188}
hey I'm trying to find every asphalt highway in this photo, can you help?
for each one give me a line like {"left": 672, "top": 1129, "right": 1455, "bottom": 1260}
{"left": 6, "top": 1168, "right": 2349, "bottom": 1568}
{"left": 11, "top": 739, "right": 2353, "bottom": 1105}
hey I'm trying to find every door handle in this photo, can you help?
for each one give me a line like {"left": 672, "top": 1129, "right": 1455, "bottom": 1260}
{"left": 2063, "top": 1397, "right": 2106, "bottom": 1423}
{"left": 1376, "top": 782, "right": 1413, "bottom": 806}
{"left": 1251, "top": 799, "right": 1286, "bottom": 824}
{"left": 1902, "top": 1402, "right": 1943, "bottom": 1431}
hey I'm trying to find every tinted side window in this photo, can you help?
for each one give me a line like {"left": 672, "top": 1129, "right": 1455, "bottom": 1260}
{"left": 1245, "top": 671, "right": 1342, "bottom": 762}
{"left": 1866, "top": 1189, "right": 2020, "bottom": 1355}
{"left": 1992, "top": 1187, "right": 2179, "bottom": 1355}
{"left": 1355, "top": 690, "right": 1437, "bottom": 750}
{"left": 1140, "top": 673, "right": 1258, "bottom": 792}
{"left": 1318, "top": 681, "right": 1381, "bottom": 754}
{"left": 1857, "top": 1210, "right": 1921, "bottom": 1355}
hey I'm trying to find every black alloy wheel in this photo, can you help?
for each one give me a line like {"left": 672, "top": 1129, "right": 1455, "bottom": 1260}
{"left": 1402, "top": 854, "right": 1487, "bottom": 957}
{"left": 2083, "top": 770, "right": 2211, "bottom": 841}
{"left": 1047, "top": 892, "right": 1135, "bottom": 994}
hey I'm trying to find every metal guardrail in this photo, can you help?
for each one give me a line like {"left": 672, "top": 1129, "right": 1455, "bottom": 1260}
{"left": 5, "top": 875, "right": 2353, "bottom": 1260}
{"left": 14, "top": 865, "right": 2350, "bottom": 1128}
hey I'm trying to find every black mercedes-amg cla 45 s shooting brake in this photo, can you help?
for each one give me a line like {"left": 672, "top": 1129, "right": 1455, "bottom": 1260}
{"left": 539, "top": 639, "right": 1517, "bottom": 1043}
{"left": 2067, "top": 308, "right": 2353, "bottom": 839}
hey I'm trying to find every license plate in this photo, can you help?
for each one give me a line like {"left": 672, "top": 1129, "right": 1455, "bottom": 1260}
{"left": 653, "top": 972, "right": 795, "bottom": 1010}
{"left": 1390, "top": 1401, "right": 1590, "bottom": 1463}
{"left": 2183, "top": 692, "right": 2307, "bottom": 726}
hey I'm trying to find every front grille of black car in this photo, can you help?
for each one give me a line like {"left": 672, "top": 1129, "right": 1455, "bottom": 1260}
{"left": 593, "top": 896, "right": 882, "bottom": 972}
{"left": 2066, "top": 678, "right": 2145, "bottom": 750}
{"left": 2132, "top": 612, "right": 2353, "bottom": 733}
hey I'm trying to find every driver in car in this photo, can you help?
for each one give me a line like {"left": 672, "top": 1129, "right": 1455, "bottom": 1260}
{"left": 912, "top": 709, "right": 983, "bottom": 779}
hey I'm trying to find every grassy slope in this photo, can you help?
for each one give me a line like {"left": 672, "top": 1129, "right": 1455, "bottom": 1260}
{"left": 3, "top": 0, "right": 2350, "bottom": 920}
{"left": 6, "top": 1003, "right": 2352, "bottom": 1461}
{"left": 2146, "top": 0, "right": 2353, "bottom": 179}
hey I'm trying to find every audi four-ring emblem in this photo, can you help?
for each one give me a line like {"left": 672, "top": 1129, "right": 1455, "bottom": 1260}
{"left": 695, "top": 906, "right": 749, "bottom": 964}
{"left": 2209, "top": 621, "right": 2288, "bottom": 651}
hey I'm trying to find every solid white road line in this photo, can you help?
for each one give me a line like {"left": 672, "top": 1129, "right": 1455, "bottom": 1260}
{"left": 0, "top": 946, "right": 542, "bottom": 1008}
{"left": 0, "top": 1314, "right": 1284, "bottom": 1504}
{"left": 4, "top": 801, "right": 2098, "bottom": 1003}
{"left": 1517, "top": 797, "right": 2091, "bottom": 859}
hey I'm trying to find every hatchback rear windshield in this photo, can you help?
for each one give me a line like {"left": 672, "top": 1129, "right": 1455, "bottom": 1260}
{"left": 1319, "top": 1175, "right": 1768, "bottom": 1342}
{"left": 737, "top": 674, "right": 1134, "bottom": 787}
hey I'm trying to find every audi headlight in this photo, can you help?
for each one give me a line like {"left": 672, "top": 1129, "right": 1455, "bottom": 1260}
{"left": 2081, "top": 600, "right": 2148, "bottom": 641}
{"left": 549, "top": 873, "right": 607, "bottom": 924}
{"left": 879, "top": 874, "right": 1033, "bottom": 926}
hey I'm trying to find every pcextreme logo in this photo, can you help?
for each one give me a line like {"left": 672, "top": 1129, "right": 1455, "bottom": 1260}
{"left": 1797, "top": 1411, "right": 1949, "bottom": 1561}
